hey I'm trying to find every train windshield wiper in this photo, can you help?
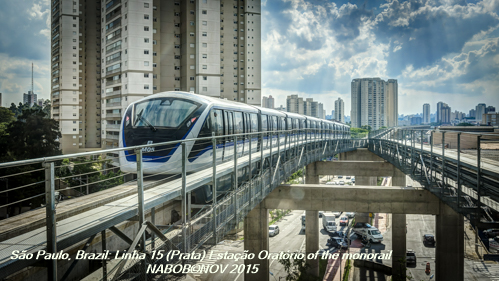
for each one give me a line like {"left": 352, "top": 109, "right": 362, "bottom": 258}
{"left": 134, "top": 109, "right": 157, "bottom": 132}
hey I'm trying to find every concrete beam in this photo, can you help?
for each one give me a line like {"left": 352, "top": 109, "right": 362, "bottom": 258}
{"left": 244, "top": 202, "right": 269, "bottom": 281}
{"left": 265, "top": 185, "right": 440, "bottom": 215}
{"left": 314, "top": 161, "right": 403, "bottom": 177}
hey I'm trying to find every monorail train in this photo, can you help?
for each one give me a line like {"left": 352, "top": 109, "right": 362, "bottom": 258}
{"left": 119, "top": 91, "right": 350, "bottom": 203}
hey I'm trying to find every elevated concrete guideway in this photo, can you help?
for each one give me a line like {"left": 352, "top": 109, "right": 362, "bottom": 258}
{"left": 264, "top": 184, "right": 440, "bottom": 214}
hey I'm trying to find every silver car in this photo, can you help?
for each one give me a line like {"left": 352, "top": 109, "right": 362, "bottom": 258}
{"left": 269, "top": 225, "right": 280, "bottom": 237}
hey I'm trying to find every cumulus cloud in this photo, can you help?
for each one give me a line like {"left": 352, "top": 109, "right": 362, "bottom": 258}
{"left": 262, "top": 0, "right": 499, "bottom": 114}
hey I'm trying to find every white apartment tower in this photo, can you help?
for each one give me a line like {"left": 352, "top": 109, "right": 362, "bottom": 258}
{"left": 351, "top": 78, "right": 398, "bottom": 130}
{"left": 334, "top": 97, "right": 344, "bottom": 123}
{"left": 286, "top": 95, "right": 304, "bottom": 115}
{"left": 51, "top": 0, "right": 261, "bottom": 154}
{"left": 423, "top": 103, "right": 430, "bottom": 124}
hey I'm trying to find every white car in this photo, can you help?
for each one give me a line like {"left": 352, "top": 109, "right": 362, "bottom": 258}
{"left": 339, "top": 181, "right": 345, "bottom": 185}
{"left": 332, "top": 212, "right": 341, "bottom": 217}
{"left": 345, "top": 212, "right": 355, "bottom": 218}
{"left": 269, "top": 225, "right": 280, "bottom": 237}
{"left": 490, "top": 237, "right": 499, "bottom": 253}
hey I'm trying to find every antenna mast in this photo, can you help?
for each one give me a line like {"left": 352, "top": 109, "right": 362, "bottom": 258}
{"left": 31, "top": 62, "right": 34, "bottom": 94}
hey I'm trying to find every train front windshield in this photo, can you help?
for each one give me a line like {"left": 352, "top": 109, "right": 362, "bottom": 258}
{"left": 133, "top": 98, "right": 200, "bottom": 129}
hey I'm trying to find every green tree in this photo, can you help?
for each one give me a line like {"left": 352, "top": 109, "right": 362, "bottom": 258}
{"left": 360, "top": 125, "right": 372, "bottom": 131}
{"left": 279, "top": 255, "right": 320, "bottom": 281}
{"left": 42, "top": 100, "right": 51, "bottom": 117}
{"left": 4, "top": 108, "right": 61, "bottom": 160}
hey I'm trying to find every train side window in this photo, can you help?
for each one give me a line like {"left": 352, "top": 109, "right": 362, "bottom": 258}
{"left": 251, "top": 114, "right": 258, "bottom": 133}
{"left": 272, "top": 116, "right": 278, "bottom": 132}
{"left": 212, "top": 109, "right": 224, "bottom": 136}
{"left": 227, "top": 111, "right": 234, "bottom": 135}
{"left": 261, "top": 115, "right": 268, "bottom": 131}
{"left": 234, "top": 112, "right": 243, "bottom": 134}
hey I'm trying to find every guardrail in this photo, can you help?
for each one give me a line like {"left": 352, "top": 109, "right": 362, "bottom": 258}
{"left": 0, "top": 128, "right": 365, "bottom": 280}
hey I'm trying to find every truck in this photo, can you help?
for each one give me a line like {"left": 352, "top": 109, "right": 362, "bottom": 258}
{"left": 322, "top": 212, "right": 337, "bottom": 232}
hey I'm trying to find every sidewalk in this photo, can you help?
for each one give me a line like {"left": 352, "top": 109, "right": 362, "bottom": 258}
{"left": 323, "top": 213, "right": 389, "bottom": 281}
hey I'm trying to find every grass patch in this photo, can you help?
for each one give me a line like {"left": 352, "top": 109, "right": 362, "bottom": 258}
{"left": 319, "top": 258, "right": 328, "bottom": 279}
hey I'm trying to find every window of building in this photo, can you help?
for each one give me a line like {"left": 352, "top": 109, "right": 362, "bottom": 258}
{"left": 144, "top": 50, "right": 149, "bottom": 54}
{"left": 190, "top": 43, "right": 195, "bottom": 47}
{"left": 190, "top": 32, "right": 195, "bottom": 37}
{"left": 202, "top": 21, "right": 207, "bottom": 26}
{"left": 202, "top": 10, "right": 207, "bottom": 14}
{"left": 153, "top": 63, "right": 157, "bottom": 67}
{"left": 202, "top": 65, "right": 207, "bottom": 69}
{"left": 144, "top": 26, "right": 149, "bottom": 31}
{"left": 153, "top": 74, "right": 157, "bottom": 78}
{"left": 144, "top": 61, "right": 149, "bottom": 66}
{"left": 202, "top": 32, "right": 207, "bottom": 36}
{"left": 144, "top": 38, "right": 149, "bottom": 43}
{"left": 175, "top": 66, "right": 181, "bottom": 70}
{"left": 153, "top": 40, "right": 157, "bottom": 45}
{"left": 144, "top": 3, "right": 149, "bottom": 8}
{"left": 153, "top": 52, "right": 157, "bottom": 56}
{"left": 190, "top": 54, "right": 195, "bottom": 59}
{"left": 202, "top": 54, "right": 207, "bottom": 58}
{"left": 175, "top": 77, "right": 180, "bottom": 81}
{"left": 144, "top": 73, "right": 149, "bottom": 78}
{"left": 144, "top": 14, "right": 149, "bottom": 20}
{"left": 190, "top": 65, "right": 195, "bottom": 69}
{"left": 190, "top": 10, "right": 194, "bottom": 15}
{"left": 203, "top": 76, "right": 207, "bottom": 80}
{"left": 190, "top": 21, "right": 195, "bottom": 26}
{"left": 190, "top": 76, "right": 195, "bottom": 80}
{"left": 202, "top": 43, "right": 207, "bottom": 47}
{"left": 175, "top": 45, "right": 180, "bottom": 48}
{"left": 144, "top": 84, "right": 149, "bottom": 89}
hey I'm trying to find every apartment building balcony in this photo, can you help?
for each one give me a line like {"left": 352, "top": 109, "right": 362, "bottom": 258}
{"left": 106, "top": 32, "right": 121, "bottom": 43}
{"left": 106, "top": 102, "right": 122, "bottom": 108}
{"left": 105, "top": 113, "right": 122, "bottom": 118}
{"left": 106, "top": 68, "right": 121, "bottom": 77}
{"left": 106, "top": 21, "right": 122, "bottom": 34}
{"left": 106, "top": 134, "right": 119, "bottom": 140}
{"left": 106, "top": 124, "right": 121, "bottom": 130}
{"left": 106, "top": 57, "right": 121, "bottom": 65}
{"left": 106, "top": 45, "right": 121, "bottom": 54}
{"left": 106, "top": 0, "right": 121, "bottom": 12}
{"left": 52, "top": 101, "right": 60, "bottom": 106}
{"left": 106, "top": 9, "right": 121, "bottom": 23}
{"left": 52, "top": 109, "right": 60, "bottom": 114}
{"left": 106, "top": 79, "right": 121, "bottom": 86}
{"left": 105, "top": 90, "right": 121, "bottom": 97}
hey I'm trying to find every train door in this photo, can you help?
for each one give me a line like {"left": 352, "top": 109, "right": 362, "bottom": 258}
{"left": 224, "top": 111, "right": 234, "bottom": 161}
{"left": 261, "top": 114, "right": 268, "bottom": 149}
{"left": 234, "top": 111, "right": 244, "bottom": 157}
{"left": 250, "top": 113, "right": 258, "bottom": 154}
{"left": 212, "top": 109, "right": 224, "bottom": 164}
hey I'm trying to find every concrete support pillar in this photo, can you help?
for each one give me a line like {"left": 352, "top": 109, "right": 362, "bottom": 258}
{"left": 244, "top": 202, "right": 269, "bottom": 281}
{"left": 305, "top": 163, "right": 320, "bottom": 184}
{"left": 305, "top": 210, "right": 319, "bottom": 277}
{"left": 356, "top": 176, "right": 376, "bottom": 223}
{"left": 392, "top": 169, "right": 406, "bottom": 187}
{"left": 391, "top": 214, "right": 407, "bottom": 280}
{"left": 436, "top": 202, "right": 464, "bottom": 281}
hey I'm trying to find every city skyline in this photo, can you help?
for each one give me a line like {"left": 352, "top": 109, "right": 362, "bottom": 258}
{"left": 0, "top": 0, "right": 498, "bottom": 115}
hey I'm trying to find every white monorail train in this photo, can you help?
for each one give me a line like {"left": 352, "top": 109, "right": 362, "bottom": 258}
{"left": 119, "top": 91, "right": 350, "bottom": 203}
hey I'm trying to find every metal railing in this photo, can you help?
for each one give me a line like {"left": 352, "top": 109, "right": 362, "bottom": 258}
{"left": 368, "top": 127, "right": 499, "bottom": 223}
{"left": 0, "top": 128, "right": 363, "bottom": 280}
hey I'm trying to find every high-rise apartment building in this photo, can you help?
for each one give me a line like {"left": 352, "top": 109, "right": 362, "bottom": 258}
{"left": 51, "top": 0, "right": 261, "bottom": 154}
{"left": 437, "top": 102, "right": 451, "bottom": 124}
{"left": 261, "top": 95, "right": 274, "bottom": 108}
{"left": 486, "top": 106, "right": 496, "bottom": 113}
{"left": 38, "top": 99, "right": 45, "bottom": 107}
{"left": 423, "top": 103, "right": 430, "bottom": 124}
{"left": 23, "top": 91, "right": 38, "bottom": 107}
{"left": 334, "top": 97, "right": 344, "bottom": 123}
{"left": 476, "top": 103, "right": 486, "bottom": 121}
{"left": 286, "top": 95, "right": 304, "bottom": 115}
{"left": 0, "top": 93, "right": 2, "bottom": 107}
{"left": 351, "top": 78, "right": 398, "bottom": 130}
{"left": 469, "top": 109, "right": 476, "bottom": 118}
{"left": 262, "top": 96, "right": 267, "bottom": 108}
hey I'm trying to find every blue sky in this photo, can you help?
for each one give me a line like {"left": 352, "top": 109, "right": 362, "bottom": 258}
{"left": 0, "top": 0, "right": 498, "bottom": 116}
